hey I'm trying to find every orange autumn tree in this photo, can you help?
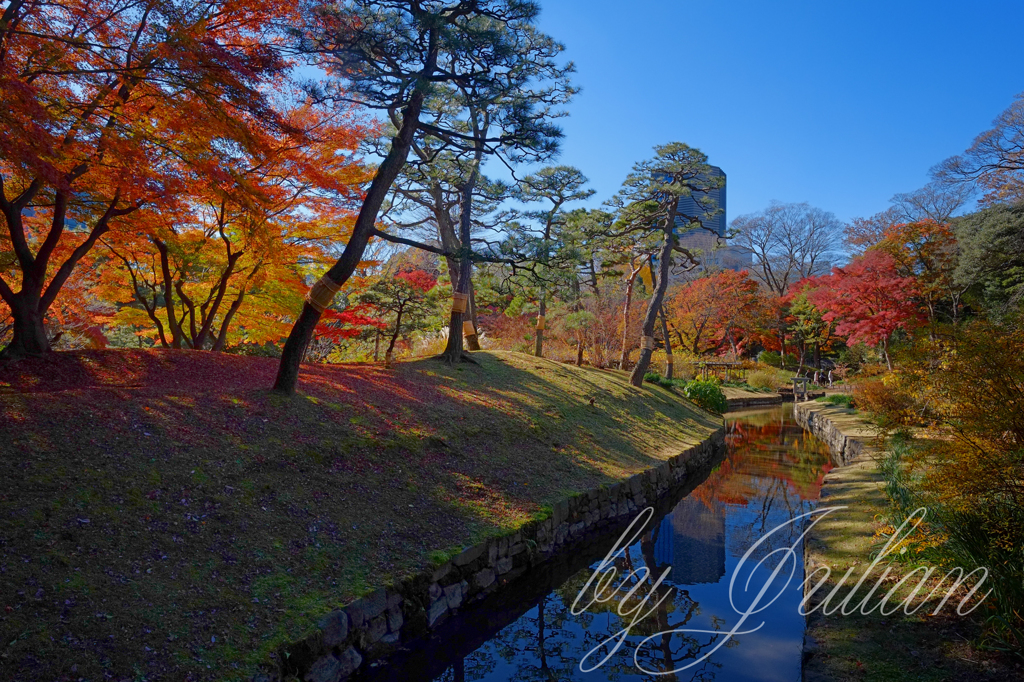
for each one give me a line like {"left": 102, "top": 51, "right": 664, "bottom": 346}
{"left": 96, "top": 103, "right": 369, "bottom": 350}
{"left": 666, "top": 269, "right": 763, "bottom": 356}
{"left": 0, "top": 0, "right": 303, "bottom": 358}
{"left": 873, "top": 220, "right": 967, "bottom": 329}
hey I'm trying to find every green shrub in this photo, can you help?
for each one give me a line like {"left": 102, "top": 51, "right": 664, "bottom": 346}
{"left": 643, "top": 372, "right": 661, "bottom": 383}
{"left": 683, "top": 379, "right": 728, "bottom": 414}
{"left": 815, "top": 393, "right": 855, "bottom": 407}
{"left": 757, "top": 351, "right": 781, "bottom": 367}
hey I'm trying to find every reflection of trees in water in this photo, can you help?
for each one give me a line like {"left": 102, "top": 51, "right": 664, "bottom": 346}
{"left": 435, "top": 409, "right": 828, "bottom": 681}
{"left": 437, "top": 526, "right": 724, "bottom": 682}
{"left": 705, "top": 412, "right": 832, "bottom": 566}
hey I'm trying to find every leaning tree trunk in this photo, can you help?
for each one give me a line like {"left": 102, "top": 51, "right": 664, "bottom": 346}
{"left": 629, "top": 231, "right": 674, "bottom": 387}
{"left": 618, "top": 266, "right": 640, "bottom": 370}
{"left": 659, "top": 304, "right": 673, "bottom": 380}
{"left": 465, "top": 280, "right": 481, "bottom": 351}
{"left": 273, "top": 84, "right": 428, "bottom": 394}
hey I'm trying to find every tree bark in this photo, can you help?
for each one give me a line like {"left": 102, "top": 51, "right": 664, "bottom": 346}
{"left": 0, "top": 189, "right": 129, "bottom": 359}
{"left": 534, "top": 214, "right": 554, "bottom": 358}
{"left": 618, "top": 261, "right": 642, "bottom": 370}
{"left": 438, "top": 112, "right": 485, "bottom": 365}
{"left": 534, "top": 292, "right": 546, "bottom": 357}
{"left": 659, "top": 304, "right": 673, "bottom": 380}
{"left": 273, "top": 70, "right": 431, "bottom": 393}
{"left": 465, "top": 279, "right": 481, "bottom": 351}
{"left": 630, "top": 231, "right": 674, "bottom": 387}
{"left": 3, "top": 298, "right": 49, "bottom": 358}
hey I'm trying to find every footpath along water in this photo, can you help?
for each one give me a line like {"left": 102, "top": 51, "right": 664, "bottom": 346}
{"left": 358, "top": 405, "right": 833, "bottom": 682}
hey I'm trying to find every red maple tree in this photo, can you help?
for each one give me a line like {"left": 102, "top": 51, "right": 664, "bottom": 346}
{"left": 804, "top": 250, "right": 923, "bottom": 369}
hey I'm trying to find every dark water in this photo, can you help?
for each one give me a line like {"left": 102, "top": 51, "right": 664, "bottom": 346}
{"left": 363, "top": 406, "right": 833, "bottom": 682}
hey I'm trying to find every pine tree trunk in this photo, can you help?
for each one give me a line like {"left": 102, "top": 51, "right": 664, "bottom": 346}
{"left": 534, "top": 293, "right": 546, "bottom": 357}
{"left": 629, "top": 231, "right": 674, "bottom": 387}
{"left": 273, "top": 81, "right": 430, "bottom": 394}
{"left": 465, "top": 280, "right": 481, "bottom": 351}
{"left": 618, "top": 270, "right": 638, "bottom": 370}
{"left": 438, "top": 119, "right": 484, "bottom": 365}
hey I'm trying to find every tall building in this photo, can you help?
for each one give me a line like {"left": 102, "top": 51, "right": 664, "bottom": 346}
{"left": 675, "top": 165, "right": 727, "bottom": 235}
{"left": 672, "top": 165, "right": 750, "bottom": 272}
{"left": 653, "top": 496, "right": 727, "bottom": 585}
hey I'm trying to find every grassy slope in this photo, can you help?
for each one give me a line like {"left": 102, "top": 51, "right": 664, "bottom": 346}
{"left": 721, "top": 386, "right": 779, "bottom": 400}
{"left": 802, "top": 405, "right": 1018, "bottom": 682}
{"left": 0, "top": 349, "right": 720, "bottom": 681}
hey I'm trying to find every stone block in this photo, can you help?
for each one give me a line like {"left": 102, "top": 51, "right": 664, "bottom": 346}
{"left": 305, "top": 654, "right": 342, "bottom": 682}
{"left": 428, "top": 582, "right": 442, "bottom": 602}
{"left": 473, "top": 568, "right": 495, "bottom": 590}
{"left": 387, "top": 605, "right": 403, "bottom": 632}
{"left": 427, "top": 598, "right": 448, "bottom": 627}
{"left": 452, "top": 543, "right": 485, "bottom": 567}
{"left": 360, "top": 614, "right": 387, "bottom": 648}
{"left": 317, "top": 610, "right": 349, "bottom": 649}
{"left": 443, "top": 582, "right": 463, "bottom": 609}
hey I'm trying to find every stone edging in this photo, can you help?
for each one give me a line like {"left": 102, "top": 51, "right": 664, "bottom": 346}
{"left": 256, "top": 427, "right": 727, "bottom": 682}
{"left": 725, "top": 394, "right": 783, "bottom": 410}
{"left": 792, "top": 403, "right": 869, "bottom": 467}
{"left": 793, "top": 403, "right": 877, "bottom": 679}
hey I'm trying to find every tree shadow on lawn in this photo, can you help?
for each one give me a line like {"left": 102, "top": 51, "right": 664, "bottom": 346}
{"left": 0, "top": 349, "right": 720, "bottom": 682}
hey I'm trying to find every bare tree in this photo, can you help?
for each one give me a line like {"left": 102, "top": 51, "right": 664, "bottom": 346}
{"left": 934, "top": 91, "right": 1024, "bottom": 205}
{"left": 846, "top": 181, "right": 974, "bottom": 251}
{"left": 732, "top": 202, "right": 842, "bottom": 356}
{"left": 732, "top": 202, "right": 843, "bottom": 297}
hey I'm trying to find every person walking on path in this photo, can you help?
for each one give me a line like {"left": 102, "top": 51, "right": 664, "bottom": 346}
{"left": 827, "top": 369, "right": 833, "bottom": 387}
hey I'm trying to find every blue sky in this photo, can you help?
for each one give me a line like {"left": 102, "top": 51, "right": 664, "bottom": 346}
{"left": 516, "top": 0, "right": 1024, "bottom": 224}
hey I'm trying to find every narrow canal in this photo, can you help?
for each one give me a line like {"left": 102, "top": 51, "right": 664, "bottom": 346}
{"left": 361, "top": 405, "right": 834, "bottom": 682}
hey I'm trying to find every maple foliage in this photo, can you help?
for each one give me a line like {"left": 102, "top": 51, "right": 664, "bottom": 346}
{"left": 803, "top": 250, "right": 923, "bottom": 369}
{"left": 358, "top": 268, "right": 439, "bottom": 359}
{"left": 314, "top": 306, "right": 386, "bottom": 344}
{"left": 0, "top": 0, "right": 312, "bottom": 357}
{"left": 873, "top": 220, "right": 964, "bottom": 326}
{"left": 95, "top": 102, "right": 370, "bottom": 351}
{"left": 666, "top": 270, "right": 764, "bottom": 356}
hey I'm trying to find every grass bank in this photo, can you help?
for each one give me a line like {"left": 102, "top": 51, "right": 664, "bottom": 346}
{"left": 801, "top": 405, "right": 1019, "bottom": 682}
{"left": 0, "top": 349, "right": 720, "bottom": 681}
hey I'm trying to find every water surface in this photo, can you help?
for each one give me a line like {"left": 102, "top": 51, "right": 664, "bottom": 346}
{"left": 368, "top": 406, "right": 833, "bottom": 682}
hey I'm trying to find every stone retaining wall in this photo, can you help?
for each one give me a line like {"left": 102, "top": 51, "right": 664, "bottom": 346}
{"left": 793, "top": 403, "right": 867, "bottom": 467}
{"left": 726, "top": 394, "right": 783, "bottom": 410}
{"left": 257, "top": 428, "right": 726, "bottom": 682}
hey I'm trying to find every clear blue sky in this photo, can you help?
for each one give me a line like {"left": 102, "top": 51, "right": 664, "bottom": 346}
{"left": 518, "top": 0, "right": 1024, "bottom": 224}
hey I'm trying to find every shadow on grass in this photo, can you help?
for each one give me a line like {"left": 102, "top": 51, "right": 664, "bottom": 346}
{"left": 0, "top": 349, "right": 720, "bottom": 682}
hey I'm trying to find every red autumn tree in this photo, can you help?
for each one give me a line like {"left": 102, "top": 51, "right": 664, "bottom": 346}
{"left": 358, "top": 269, "right": 438, "bottom": 362}
{"left": 0, "top": 0, "right": 301, "bottom": 358}
{"left": 805, "top": 250, "right": 923, "bottom": 370}
{"left": 96, "top": 103, "right": 369, "bottom": 351}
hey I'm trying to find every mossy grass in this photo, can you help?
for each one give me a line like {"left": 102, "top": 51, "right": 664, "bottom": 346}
{"left": 1, "top": 349, "right": 720, "bottom": 681}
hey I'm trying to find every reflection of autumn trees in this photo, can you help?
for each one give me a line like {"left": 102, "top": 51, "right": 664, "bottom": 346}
{"left": 435, "top": 408, "right": 825, "bottom": 681}
{"left": 696, "top": 412, "right": 833, "bottom": 564}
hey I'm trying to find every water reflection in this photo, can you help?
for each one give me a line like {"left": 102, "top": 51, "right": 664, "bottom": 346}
{"left": 416, "top": 406, "right": 831, "bottom": 682}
